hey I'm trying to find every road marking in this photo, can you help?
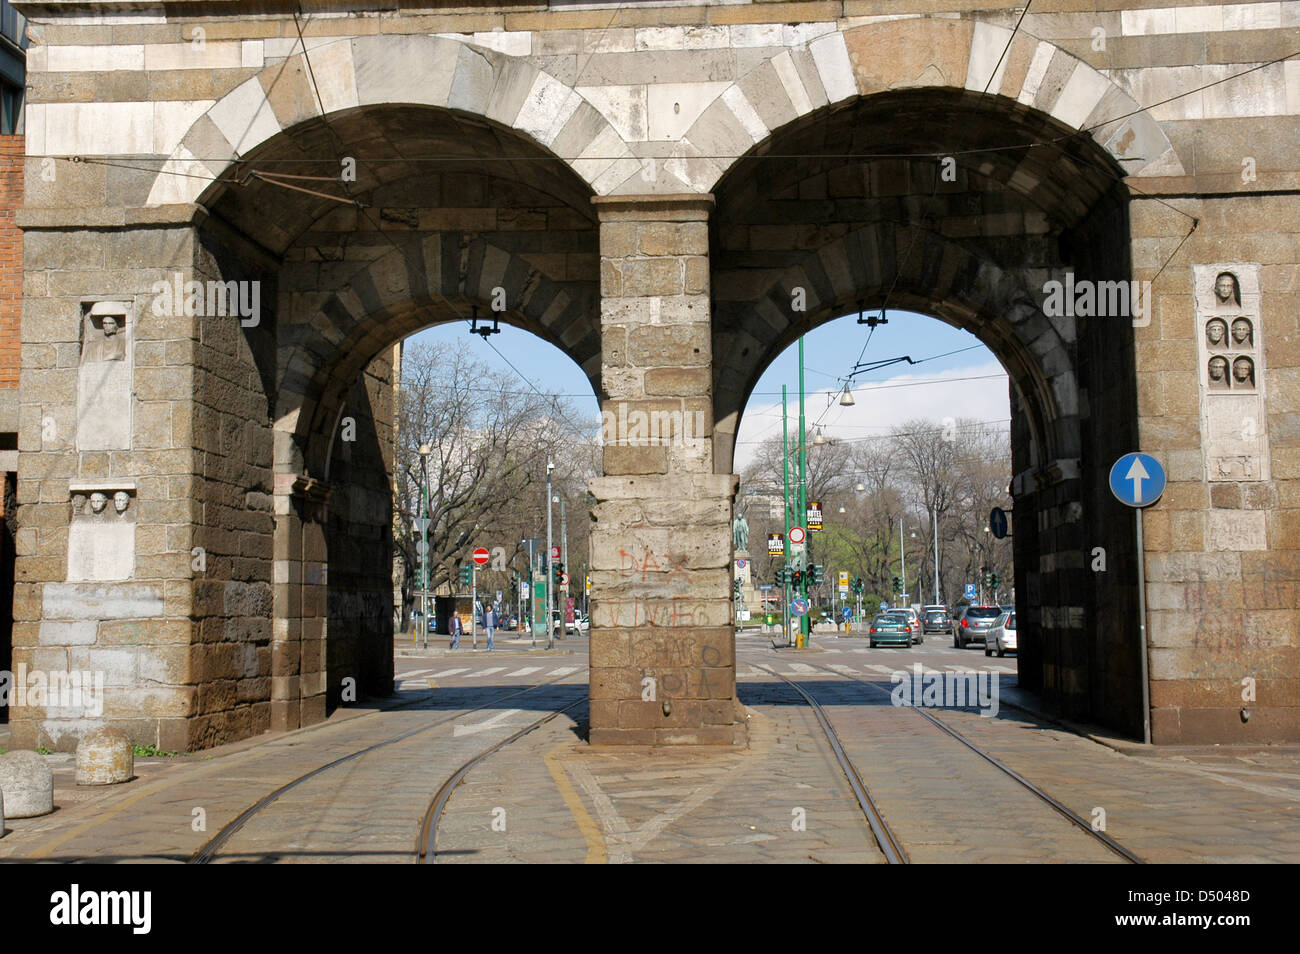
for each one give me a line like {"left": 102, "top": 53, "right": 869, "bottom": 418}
{"left": 991, "top": 665, "right": 1016, "bottom": 673}
{"left": 463, "top": 667, "right": 506, "bottom": 678}
{"left": 396, "top": 668, "right": 436, "bottom": 679}
{"left": 826, "top": 664, "right": 859, "bottom": 676}
{"left": 549, "top": 666, "right": 581, "bottom": 677}
{"left": 867, "top": 665, "right": 894, "bottom": 674}
{"left": 453, "top": 709, "right": 520, "bottom": 737}
{"left": 785, "top": 663, "right": 818, "bottom": 674}
{"left": 545, "top": 744, "right": 607, "bottom": 865}
{"left": 430, "top": 667, "right": 470, "bottom": 679}
{"left": 506, "top": 666, "right": 543, "bottom": 677}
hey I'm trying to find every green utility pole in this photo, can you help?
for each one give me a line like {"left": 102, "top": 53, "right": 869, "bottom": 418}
{"left": 798, "top": 336, "right": 809, "bottom": 647}
{"left": 782, "top": 385, "right": 792, "bottom": 647}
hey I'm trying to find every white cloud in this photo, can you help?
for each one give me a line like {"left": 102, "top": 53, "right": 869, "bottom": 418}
{"left": 734, "top": 360, "right": 1010, "bottom": 471}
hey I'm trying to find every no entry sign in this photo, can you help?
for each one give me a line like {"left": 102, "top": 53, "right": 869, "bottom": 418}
{"left": 472, "top": 547, "right": 490, "bottom": 566}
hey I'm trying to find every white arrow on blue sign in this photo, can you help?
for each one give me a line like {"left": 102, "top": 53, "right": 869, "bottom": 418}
{"left": 1109, "top": 452, "right": 1167, "bottom": 508}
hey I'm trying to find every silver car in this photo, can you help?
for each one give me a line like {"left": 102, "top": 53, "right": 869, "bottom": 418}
{"left": 984, "top": 611, "right": 1017, "bottom": 657}
{"left": 953, "top": 605, "right": 1002, "bottom": 648}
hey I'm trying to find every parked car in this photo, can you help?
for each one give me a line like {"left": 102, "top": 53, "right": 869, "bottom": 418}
{"left": 953, "top": 605, "right": 1003, "bottom": 648}
{"left": 921, "top": 607, "right": 950, "bottom": 635}
{"left": 985, "top": 612, "right": 1017, "bottom": 657}
{"left": 568, "top": 613, "right": 589, "bottom": 635}
{"left": 869, "top": 613, "right": 915, "bottom": 648}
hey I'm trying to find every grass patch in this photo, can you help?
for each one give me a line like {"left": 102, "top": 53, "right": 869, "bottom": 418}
{"left": 131, "top": 742, "right": 184, "bottom": 758}
{"left": 35, "top": 745, "right": 52, "bottom": 754}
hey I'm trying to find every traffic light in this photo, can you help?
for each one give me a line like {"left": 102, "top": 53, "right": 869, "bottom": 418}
{"left": 792, "top": 569, "right": 804, "bottom": 589}
{"left": 852, "top": 577, "right": 864, "bottom": 595}
{"left": 892, "top": 575, "right": 901, "bottom": 593}
{"left": 552, "top": 562, "right": 565, "bottom": 585}
{"left": 733, "top": 578, "right": 743, "bottom": 599}
{"left": 808, "top": 564, "right": 825, "bottom": 585}
{"left": 989, "top": 571, "right": 1000, "bottom": 591}
{"left": 459, "top": 564, "right": 472, "bottom": 586}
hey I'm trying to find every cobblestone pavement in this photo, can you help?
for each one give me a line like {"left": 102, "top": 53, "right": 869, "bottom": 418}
{"left": 2, "top": 639, "right": 1297, "bottom": 863}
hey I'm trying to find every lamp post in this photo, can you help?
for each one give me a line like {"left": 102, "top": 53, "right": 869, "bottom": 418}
{"left": 418, "top": 443, "right": 432, "bottom": 649}
{"left": 554, "top": 493, "right": 567, "bottom": 638}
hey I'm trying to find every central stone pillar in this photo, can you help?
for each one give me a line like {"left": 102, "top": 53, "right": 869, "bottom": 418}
{"left": 588, "top": 194, "right": 744, "bottom": 746}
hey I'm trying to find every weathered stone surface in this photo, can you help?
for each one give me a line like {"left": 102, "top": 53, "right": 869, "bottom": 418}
{"left": 0, "top": 751, "right": 55, "bottom": 818}
{"left": 75, "top": 725, "right": 135, "bottom": 786}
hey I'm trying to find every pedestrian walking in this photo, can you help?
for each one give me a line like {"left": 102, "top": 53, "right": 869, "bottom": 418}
{"left": 449, "top": 611, "right": 462, "bottom": 650}
{"left": 485, "top": 606, "right": 497, "bottom": 651}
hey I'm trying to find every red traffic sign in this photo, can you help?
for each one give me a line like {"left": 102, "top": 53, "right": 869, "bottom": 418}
{"left": 472, "top": 547, "right": 490, "bottom": 566}
{"left": 551, "top": 545, "right": 561, "bottom": 561}
{"left": 789, "top": 526, "right": 806, "bottom": 545}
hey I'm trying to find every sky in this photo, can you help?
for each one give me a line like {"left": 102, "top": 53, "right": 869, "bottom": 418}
{"left": 405, "top": 310, "right": 1011, "bottom": 468}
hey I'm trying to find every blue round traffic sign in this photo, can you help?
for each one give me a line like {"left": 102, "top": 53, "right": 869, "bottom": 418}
{"left": 841, "top": 606, "right": 852, "bottom": 621}
{"left": 1109, "top": 452, "right": 1167, "bottom": 508}
{"left": 989, "top": 507, "right": 1008, "bottom": 539}
{"left": 791, "top": 598, "right": 809, "bottom": 616}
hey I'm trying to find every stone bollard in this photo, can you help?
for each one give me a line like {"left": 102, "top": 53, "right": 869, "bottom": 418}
{"left": 75, "top": 726, "right": 134, "bottom": 786}
{"left": 0, "top": 750, "right": 55, "bottom": 818}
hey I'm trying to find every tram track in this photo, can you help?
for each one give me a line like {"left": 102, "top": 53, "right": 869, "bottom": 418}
{"left": 190, "top": 671, "right": 587, "bottom": 864}
{"left": 753, "top": 661, "right": 1142, "bottom": 864}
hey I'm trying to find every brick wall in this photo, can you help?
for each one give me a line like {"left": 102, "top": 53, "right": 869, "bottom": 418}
{"left": 0, "top": 134, "right": 20, "bottom": 391}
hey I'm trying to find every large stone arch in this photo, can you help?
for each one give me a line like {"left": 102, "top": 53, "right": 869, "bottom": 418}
{"left": 662, "top": 19, "right": 1181, "bottom": 195}
{"left": 146, "top": 34, "right": 638, "bottom": 208}
{"left": 711, "top": 223, "right": 1075, "bottom": 478}
{"left": 272, "top": 235, "right": 601, "bottom": 483}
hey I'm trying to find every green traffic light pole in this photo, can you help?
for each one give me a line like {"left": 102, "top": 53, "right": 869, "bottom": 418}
{"left": 798, "top": 336, "right": 809, "bottom": 647}
{"left": 781, "top": 384, "right": 792, "bottom": 646}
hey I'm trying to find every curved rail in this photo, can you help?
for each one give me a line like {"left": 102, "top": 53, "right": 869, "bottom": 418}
{"left": 191, "top": 673, "right": 583, "bottom": 864}
{"left": 754, "top": 664, "right": 908, "bottom": 864}
{"left": 415, "top": 698, "right": 585, "bottom": 863}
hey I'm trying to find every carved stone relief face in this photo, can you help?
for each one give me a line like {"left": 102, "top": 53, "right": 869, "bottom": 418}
{"left": 89, "top": 492, "right": 108, "bottom": 513}
{"left": 1231, "top": 318, "right": 1253, "bottom": 346}
{"left": 1233, "top": 356, "right": 1255, "bottom": 387}
{"left": 113, "top": 491, "right": 130, "bottom": 513}
{"left": 1206, "top": 319, "right": 1227, "bottom": 347}
{"left": 1208, "top": 356, "right": 1229, "bottom": 387}
{"left": 1214, "top": 272, "right": 1240, "bottom": 307}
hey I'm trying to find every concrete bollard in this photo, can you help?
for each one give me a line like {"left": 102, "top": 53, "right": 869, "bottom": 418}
{"left": 0, "top": 750, "right": 55, "bottom": 818}
{"left": 75, "top": 726, "right": 134, "bottom": 786}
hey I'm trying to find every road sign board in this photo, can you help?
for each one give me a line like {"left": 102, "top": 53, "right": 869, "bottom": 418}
{"left": 1110, "top": 452, "right": 1167, "bottom": 507}
{"left": 789, "top": 526, "right": 806, "bottom": 545}
{"left": 989, "top": 507, "right": 1009, "bottom": 539}
{"left": 559, "top": 572, "right": 570, "bottom": 586}
{"left": 472, "top": 547, "right": 490, "bottom": 566}
{"left": 964, "top": 583, "right": 977, "bottom": 600}
{"left": 880, "top": 601, "right": 889, "bottom": 611}
{"left": 550, "top": 545, "right": 561, "bottom": 561}
{"left": 415, "top": 539, "right": 428, "bottom": 556}
{"left": 838, "top": 570, "right": 849, "bottom": 586}
{"left": 791, "top": 597, "right": 809, "bottom": 616}
{"left": 412, "top": 517, "right": 430, "bottom": 533}
{"left": 767, "top": 533, "right": 783, "bottom": 556}
{"left": 736, "top": 559, "right": 747, "bottom": 569}
{"left": 841, "top": 606, "right": 852, "bottom": 621}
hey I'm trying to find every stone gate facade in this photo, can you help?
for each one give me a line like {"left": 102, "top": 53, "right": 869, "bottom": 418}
{"left": 10, "top": 0, "right": 1300, "bottom": 749}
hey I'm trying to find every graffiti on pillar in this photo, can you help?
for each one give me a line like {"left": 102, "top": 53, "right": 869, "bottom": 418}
{"left": 618, "top": 548, "right": 689, "bottom": 581}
